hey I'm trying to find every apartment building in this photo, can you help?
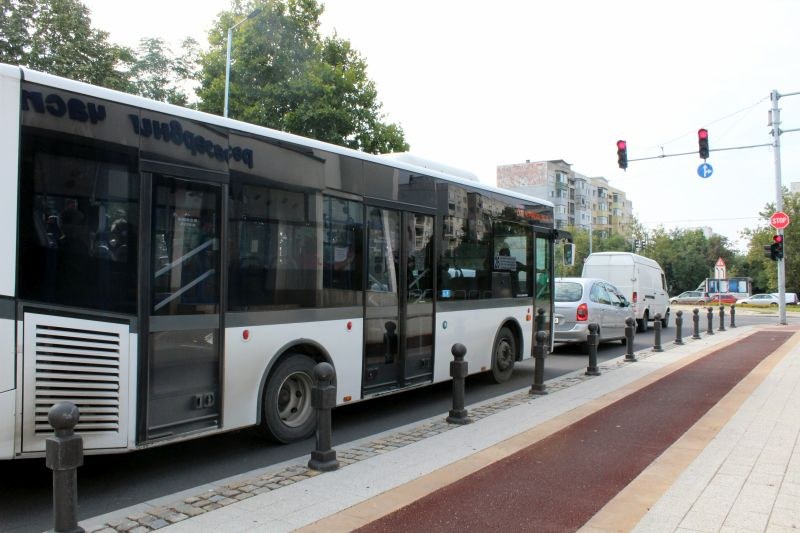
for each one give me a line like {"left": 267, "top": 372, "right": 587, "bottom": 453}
{"left": 496, "top": 159, "right": 633, "bottom": 237}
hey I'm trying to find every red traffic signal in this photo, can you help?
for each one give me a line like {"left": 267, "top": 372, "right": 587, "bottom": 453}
{"left": 698, "top": 128, "right": 710, "bottom": 159}
{"left": 616, "top": 140, "right": 628, "bottom": 170}
{"left": 770, "top": 234, "right": 784, "bottom": 260}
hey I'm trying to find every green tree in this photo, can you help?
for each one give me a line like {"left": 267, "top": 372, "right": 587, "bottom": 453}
{"left": 743, "top": 188, "right": 800, "bottom": 293}
{"left": 557, "top": 227, "right": 635, "bottom": 278}
{"left": 644, "top": 228, "right": 715, "bottom": 294}
{"left": 197, "top": 0, "right": 408, "bottom": 153}
{"left": 128, "top": 37, "right": 201, "bottom": 106}
{"left": 741, "top": 226, "right": 774, "bottom": 293}
{"left": 0, "top": 0, "right": 131, "bottom": 90}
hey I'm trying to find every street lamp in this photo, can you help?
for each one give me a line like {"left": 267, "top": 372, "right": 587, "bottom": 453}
{"left": 224, "top": 8, "right": 262, "bottom": 118}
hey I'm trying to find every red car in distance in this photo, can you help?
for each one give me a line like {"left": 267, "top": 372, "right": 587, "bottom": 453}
{"left": 708, "top": 293, "right": 737, "bottom": 304}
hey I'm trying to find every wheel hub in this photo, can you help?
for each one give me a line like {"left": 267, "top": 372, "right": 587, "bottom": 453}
{"left": 277, "top": 372, "right": 312, "bottom": 427}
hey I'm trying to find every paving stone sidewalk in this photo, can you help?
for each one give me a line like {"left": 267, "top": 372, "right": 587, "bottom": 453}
{"left": 81, "top": 329, "right": 717, "bottom": 533}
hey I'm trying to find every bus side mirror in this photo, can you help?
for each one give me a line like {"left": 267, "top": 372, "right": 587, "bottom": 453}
{"left": 563, "top": 243, "right": 575, "bottom": 266}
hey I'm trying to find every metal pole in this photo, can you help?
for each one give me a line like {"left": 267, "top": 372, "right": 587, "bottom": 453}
{"left": 585, "top": 323, "right": 600, "bottom": 376}
{"left": 223, "top": 9, "right": 262, "bottom": 118}
{"left": 223, "top": 27, "right": 233, "bottom": 118}
{"left": 624, "top": 317, "right": 637, "bottom": 362}
{"left": 530, "top": 331, "right": 548, "bottom": 395}
{"left": 653, "top": 313, "right": 663, "bottom": 352}
{"left": 771, "top": 90, "right": 787, "bottom": 325}
{"left": 46, "top": 403, "right": 84, "bottom": 533}
{"left": 706, "top": 307, "right": 714, "bottom": 335}
{"left": 674, "top": 310, "right": 684, "bottom": 345}
{"left": 535, "top": 308, "right": 545, "bottom": 336}
{"left": 308, "top": 362, "right": 339, "bottom": 472}
{"left": 692, "top": 308, "right": 701, "bottom": 339}
{"left": 447, "top": 343, "right": 472, "bottom": 423}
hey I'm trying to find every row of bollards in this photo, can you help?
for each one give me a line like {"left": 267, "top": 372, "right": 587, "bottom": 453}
{"left": 46, "top": 328, "right": 553, "bottom": 531}
{"left": 584, "top": 305, "right": 737, "bottom": 373}
{"left": 49, "top": 302, "right": 738, "bottom": 531}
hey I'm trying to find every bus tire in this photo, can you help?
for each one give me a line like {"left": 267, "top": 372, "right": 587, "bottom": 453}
{"left": 259, "top": 353, "right": 317, "bottom": 443}
{"left": 661, "top": 310, "right": 670, "bottom": 328}
{"left": 490, "top": 327, "right": 516, "bottom": 383}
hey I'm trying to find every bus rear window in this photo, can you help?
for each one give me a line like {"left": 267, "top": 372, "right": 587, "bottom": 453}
{"left": 18, "top": 134, "right": 139, "bottom": 313}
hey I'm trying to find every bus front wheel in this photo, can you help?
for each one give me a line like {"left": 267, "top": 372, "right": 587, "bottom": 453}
{"left": 259, "top": 354, "right": 317, "bottom": 443}
{"left": 490, "top": 327, "right": 516, "bottom": 383}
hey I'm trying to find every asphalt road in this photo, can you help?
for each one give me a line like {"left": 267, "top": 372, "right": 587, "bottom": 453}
{"left": 0, "top": 313, "right": 787, "bottom": 533}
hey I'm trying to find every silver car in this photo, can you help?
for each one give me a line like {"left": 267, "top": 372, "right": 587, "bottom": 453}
{"left": 738, "top": 293, "right": 780, "bottom": 306}
{"left": 669, "top": 290, "right": 710, "bottom": 305}
{"left": 554, "top": 277, "right": 636, "bottom": 352}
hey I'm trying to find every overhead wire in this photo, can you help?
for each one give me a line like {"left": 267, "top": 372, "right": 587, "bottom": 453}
{"left": 643, "top": 95, "right": 770, "bottom": 151}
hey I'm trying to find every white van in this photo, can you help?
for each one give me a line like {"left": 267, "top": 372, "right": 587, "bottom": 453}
{"left": 581, "top": 252, "right": 670, "bottom": 332}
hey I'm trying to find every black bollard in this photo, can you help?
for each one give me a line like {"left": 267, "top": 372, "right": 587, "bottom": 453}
{"left": 308, "top": 362, "right": 339, "bottom": 472}
{"left": 46, "top": 402, "right": 84, "bottom": 533}
{"left": 447, "top": 343, "right": 473, "bottom": 423}
{"left": 730, "top": 304, "right": 737, "bottom": 328}
{"left": 530, "top": 331, "right": 549, "bottom": 395}
{"left": 692, "top": 308, "right": 701, "bottom": 339}
{"left": 674, "top": 310, "right": 684, "bottom": 345}
{"left": 706, "top": 307, "right": 714, "bottom": 335}
{"left": 653, "top": 313, "right": 663, "bottom": 352}
{"left": 624, "top": 317, "right": 637, "bottom": 362}
{"left": 718, "top": 305, "right": 726, "bottom": 332}
{"left": 585, "top": 323, "right": 601, "bottom": 376}
{"left": 535, "top": 308, "right": 546, "bottom": 335}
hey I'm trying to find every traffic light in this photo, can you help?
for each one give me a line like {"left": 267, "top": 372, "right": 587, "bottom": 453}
{"left": 698, "top": 128, "right": 709, "bottom": 159}
{"left": 617, "top": 140, "right": 628, "bottom": 169}
{"left": 771, "top": 234, "right": 784, "bottom": 260}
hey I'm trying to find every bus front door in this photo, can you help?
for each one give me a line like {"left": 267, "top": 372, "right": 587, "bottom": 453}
{"left": 364, "top": 207, "right": 434, "bottom": 395}
{"left": 144, "top": 173, "right": 223, "bottom": 441}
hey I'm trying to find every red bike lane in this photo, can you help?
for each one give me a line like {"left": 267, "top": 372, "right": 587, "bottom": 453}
{"left": 356, "top": 330, "right": 794, "bottom": 533}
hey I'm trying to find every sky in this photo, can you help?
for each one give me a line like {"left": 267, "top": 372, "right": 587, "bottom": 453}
{"left": 81, "top": 0, "right": 800, "bottom": 251}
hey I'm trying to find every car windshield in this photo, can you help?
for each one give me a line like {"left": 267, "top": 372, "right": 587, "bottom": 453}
{"left": 555, "top": 281, "right": 583, "bottom": 302}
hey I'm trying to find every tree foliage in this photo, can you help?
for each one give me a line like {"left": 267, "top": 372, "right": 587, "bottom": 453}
{"left": 558, "top": 219, "right": 741, "bottom": 296}
{"left": 196, "top": 0, "right": 408, "bottom": 153}
{"left": 128, "top": 37, "right": 201, "bottom": 106}
{"left": 742, "top": 188, "right": 800, "bottom": 293}
{"left": 641, "top": 227, "right": 738, "bottom": 295}
{"left": 0, "top": 0, "right": 131, "bottom": 89}
{"left": 557, "top": 228, "right": 633, "bottom": 278}
{"left": 0, "top": 0, "right": 200, "bottom": 103}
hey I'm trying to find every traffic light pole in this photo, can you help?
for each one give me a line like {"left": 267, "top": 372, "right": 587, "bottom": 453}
{"left": 771, "top": 90, "right": 788, "bottom": 325}
{"left": 769, "top": 89, "right": 800, "bottom": 325}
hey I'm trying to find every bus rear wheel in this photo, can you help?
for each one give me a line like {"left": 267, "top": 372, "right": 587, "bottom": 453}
{"left": 490, "top": 327, "right": 516, "bottom": 383}
{"left": 259, "top": 354, "right": 316, "bottom": 443}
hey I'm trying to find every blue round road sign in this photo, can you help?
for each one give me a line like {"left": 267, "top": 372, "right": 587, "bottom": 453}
{"left": 698, "top": 163, "right": 714, "bottom": 178}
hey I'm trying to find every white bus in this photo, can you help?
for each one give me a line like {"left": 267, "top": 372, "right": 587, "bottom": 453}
{"left": 0, "top": 64, "right": 557, "bottom": 458}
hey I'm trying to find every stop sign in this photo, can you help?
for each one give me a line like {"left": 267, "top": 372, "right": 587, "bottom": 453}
{"left": 771, "top": 211, "right": 791, "bottom": 230}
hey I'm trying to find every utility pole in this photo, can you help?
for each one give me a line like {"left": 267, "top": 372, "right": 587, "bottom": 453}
{"left": 769, "top": 89, "right": 800, "bottom": 325}
{"left": 770, "top": 90, "right": 786, "bottom": 325}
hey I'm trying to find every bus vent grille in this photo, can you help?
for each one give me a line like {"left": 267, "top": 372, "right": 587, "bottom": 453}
{"left": 32, "top": 323, "right": 121, "bottom": 435}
